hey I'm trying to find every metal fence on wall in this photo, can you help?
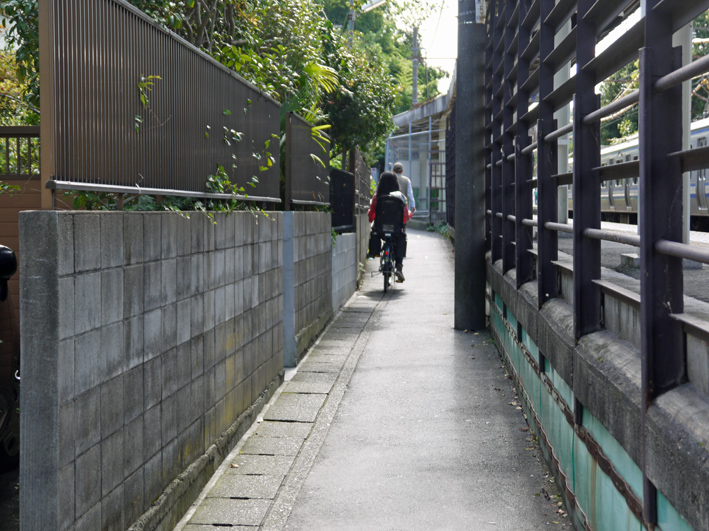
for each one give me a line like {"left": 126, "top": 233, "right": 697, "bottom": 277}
{"left": 351, "top": 148, "right": 372, "bottom": 214}
{"left": 330, "top": 169, "right": 355, "bottom": 232}
{"left": 40, "top": 0, "right": 281, "bottom": 202}
{"left": 484, "top": 0, "right": 709, "bottom": 529}
{"left": 285, "top": 112, "right": 330, "bottom": 208}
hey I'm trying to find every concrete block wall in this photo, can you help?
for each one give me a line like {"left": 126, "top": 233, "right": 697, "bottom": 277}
{"left": 293, "top": 212, "right": 332, "bottom": 360}
{"left": 19, "top": 210, "right": 283, "bottom": 531}
{"left": 331, "top": 233, "right": 357, "bottom": 312}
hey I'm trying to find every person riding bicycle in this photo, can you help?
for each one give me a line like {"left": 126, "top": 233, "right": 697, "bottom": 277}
{"left": 367, "top": 171, "right": 412, "bottom": 282}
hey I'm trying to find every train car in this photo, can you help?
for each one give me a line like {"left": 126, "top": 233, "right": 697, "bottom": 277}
{"left": 567, "top": 117, "right": 709, "bottom": 229}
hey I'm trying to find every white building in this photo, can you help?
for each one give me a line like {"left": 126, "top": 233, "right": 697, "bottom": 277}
{"left": 386, "top": 68, "right": 456, "bottom": 225}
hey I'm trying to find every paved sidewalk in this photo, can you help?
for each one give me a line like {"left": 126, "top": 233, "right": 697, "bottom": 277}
{"left": 175, "top": 230, "right": 571, "bottom": 530}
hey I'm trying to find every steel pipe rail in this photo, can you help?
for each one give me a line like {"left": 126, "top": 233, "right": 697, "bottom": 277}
{"left": 522, "top": 218, "right": 538, "bottom": 227}
{"left": 583, "top": 228, "right": 641, "bottom": 247}
{"left": 583, "top": 90, "right": 639, "bottom": 124}
{"left": 521, "top": 141, "right": 538, "bottom": 155}
{"left": 543, "top": 221, "right": 573, "bottom": 234}
{"left": 655, "top": 239, "right": 709, "bottom": 265}
{"left": 656, "top": 53, "right": 709, "bottom": 93}
{"left": 544, "top": 123, "right": 573, "bottom": 143}
{"left": 46, "top": 180, "right": 281, "bottom": 203}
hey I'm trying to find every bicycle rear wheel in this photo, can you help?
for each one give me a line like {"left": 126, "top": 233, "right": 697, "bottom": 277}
{"left": 382, "top": 241, "right": 393, "bottom": 292}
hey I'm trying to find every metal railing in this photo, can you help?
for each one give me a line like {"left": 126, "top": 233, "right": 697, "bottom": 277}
{"left": 0, "top": 127, "right": 40, "bottom": 180}
{"left": 483, "top": 0, "right": 709, "bottom": 529}
{"left": 40, "top": 0, "right": 281, "bottom": 203}
{"left": 284, "top": 112, "right": 330, "bottom": 208}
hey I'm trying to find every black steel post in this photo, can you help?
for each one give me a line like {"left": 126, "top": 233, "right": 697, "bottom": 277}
{"left": 490, "top": 0, "right": 503, "bottom": 264}
{"left": 537, "top": 117, "right": 558, "bottom": 306}
{"left": 572, "top": 0, "right": 601, "bottom": 338}
{"left": 639, "top": 1, "right": 685, "bottom": 524}
{"left": 454, "top": 0, "right": 487, "bottom": 331}
{"left": 536, "top": 0, "right": 558, "bottom": 307}
{"left": 484, "top": 10, "right": 493, "bottom": 252}
{"left": 501, "top": 0, "right": 516, "bottom": 273}
{"left": 515, "top": 0, "right": 533, "bottom": 287}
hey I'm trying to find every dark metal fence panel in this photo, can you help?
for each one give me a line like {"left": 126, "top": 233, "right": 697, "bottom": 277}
{"left": 330, "top": 169, "right": 355, "bottom": 232}
{"left": 41, "top": 0, "right": 280, "bottom": 202}
{"left": 0, "top": 128, "right": 41, "bottom": 180}
{"left": 446, "top": 106, "right": 456, "bottom": 228}
{"left": 352, "top": 148, "right": 371, "bottom": 213}
{"left": 481, "top": 1, "right": 709, "bottom": 529}
{"left": 285, "top": 112, "right": 330, "bottom": 208}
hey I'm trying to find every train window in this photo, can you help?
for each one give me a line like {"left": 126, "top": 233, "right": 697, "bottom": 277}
{"left": 633, "top": 156, "right": 638, "bottom": 161}
{"left": 699, "top": 137, "right": 708, "bottom": 148}
{"left": 625, "top": 155, "right": 631, "bottom": 162}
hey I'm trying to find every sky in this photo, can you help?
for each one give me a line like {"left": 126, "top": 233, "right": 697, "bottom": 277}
{"left": 414, "top": 0, "right": 459, "bottom": 94}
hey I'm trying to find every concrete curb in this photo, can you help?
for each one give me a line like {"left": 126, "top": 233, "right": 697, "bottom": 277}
{"left": 261, "top": 301, "right": 380, "bottom": 530}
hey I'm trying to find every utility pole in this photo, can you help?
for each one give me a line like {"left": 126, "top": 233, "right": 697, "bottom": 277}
{"left": 348, "top": 0, "right": 354, "bottom": 46}
{"left": 454, "top": 0, "right": 486, "bottom": 330}
{"left": 412, "top": 26, "right": 419, "bottom": 106}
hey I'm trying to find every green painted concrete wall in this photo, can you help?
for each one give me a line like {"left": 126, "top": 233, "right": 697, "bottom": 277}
{"left": 489, "top": 290, "right": 693, "bottom": 531}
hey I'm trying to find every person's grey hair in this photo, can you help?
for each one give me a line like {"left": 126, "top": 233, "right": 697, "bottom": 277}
{"left": 392, "top": 162, "right": 404, "bottom": 173}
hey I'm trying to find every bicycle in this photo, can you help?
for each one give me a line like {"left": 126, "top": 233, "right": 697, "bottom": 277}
{"left": 379, "top": 233, "right": 396, "bottom": 292}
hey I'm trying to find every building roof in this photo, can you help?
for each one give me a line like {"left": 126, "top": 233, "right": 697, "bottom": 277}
{"left": 392, "top": 67, "right": 457, "bottom": 134}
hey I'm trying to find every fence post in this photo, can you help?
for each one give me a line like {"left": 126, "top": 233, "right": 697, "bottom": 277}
{"left": 572, "top": 0, "right": 601, "bottom": 338}
{"left": 501, "top": 0, "right": 516, "bottom": 274}
{"left": 535, "top": 0, "right": 558, "bottom": 307}
{"left": 285, "top": 113, "right": 293, "bottom": 211}
{"left": 514, "top": 0, "right": 533, "bottom": 287}
{"left": 282, "top": 212, "right": 297, "bottom": 367}
{"left": 454, "top": 0, "right": 486, "bottom": 331}
{"left": 39, "top": 0, "right": 56, "bottom": 210}
{"left": 639, "top": 1, "right": 685, "bottom": 523}
{"left": 490, "top": 1, "right": 503, "bottom": 264}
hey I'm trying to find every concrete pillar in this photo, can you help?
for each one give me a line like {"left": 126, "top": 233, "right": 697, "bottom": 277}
{"left": 454, "top": 0, "right": 486, "bottom": 331}
{"left": 282, "top": 212, "right": 297, "bottom": 367}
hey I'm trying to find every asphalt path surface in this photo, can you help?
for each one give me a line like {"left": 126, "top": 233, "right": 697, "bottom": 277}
{"left": 281, "top": 230, "right": 571, "bottom": 530}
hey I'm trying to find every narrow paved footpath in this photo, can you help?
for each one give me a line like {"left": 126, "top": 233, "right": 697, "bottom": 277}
{"left": 177, "top": 230, "right": 571, "bottom": 531}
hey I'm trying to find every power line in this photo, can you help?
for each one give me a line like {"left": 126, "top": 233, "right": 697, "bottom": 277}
{"left": 426, "top": 0, "right": 446, "bottom": 53}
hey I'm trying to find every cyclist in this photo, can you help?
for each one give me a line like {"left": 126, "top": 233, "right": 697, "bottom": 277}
{"left": 392, "top": 162, "right": 416, "bottom": 216}
{"left": 367, "top": 171, "right": 412, "bottom": 282}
